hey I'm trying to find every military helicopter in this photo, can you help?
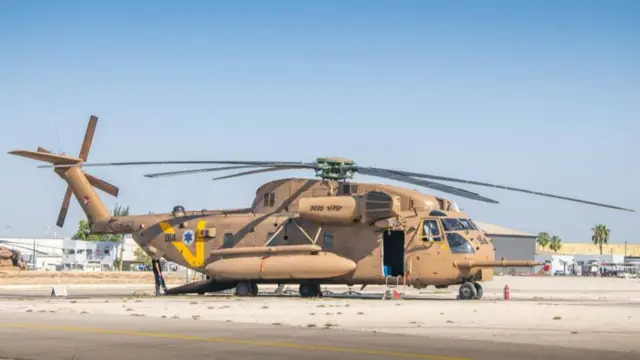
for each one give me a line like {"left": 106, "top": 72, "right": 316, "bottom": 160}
{"left": 8, "top": 115, "right": 634, "bottom": 300}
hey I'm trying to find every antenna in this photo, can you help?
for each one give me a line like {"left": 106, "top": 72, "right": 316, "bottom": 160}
{"left": 54, "top": 122, "right": 61, "bottom": 154}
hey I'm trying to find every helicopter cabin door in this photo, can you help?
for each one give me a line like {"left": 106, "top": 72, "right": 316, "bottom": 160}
{"left": 381, "top": 229, "right": 405, "bottom": 277}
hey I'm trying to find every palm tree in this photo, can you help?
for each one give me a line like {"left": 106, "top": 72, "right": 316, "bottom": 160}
{"left": 549, "top": 235, "right": 562, "bottom": 253}
{"left": 536, "top": 232, "right": 550, "bottom": 252}
{"left": 591, "top": 224, "right": 610, "bottom": 255}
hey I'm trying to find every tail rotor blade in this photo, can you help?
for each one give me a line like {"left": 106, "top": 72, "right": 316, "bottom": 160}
{"left": 85, "top": 173, "right": 119, "bottom": 197}
{"left": 78, "top": 115, "right": 97, "bottom": 161}
{"left": 56, "top": 186, "right": 73, "bottom": 228}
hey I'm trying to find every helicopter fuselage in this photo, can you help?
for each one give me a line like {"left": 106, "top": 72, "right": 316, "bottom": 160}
{"left": 94, "top": 178, "right": 532, "bottom": 291}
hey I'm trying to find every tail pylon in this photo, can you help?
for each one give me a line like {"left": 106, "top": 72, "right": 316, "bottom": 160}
{"left": 8, "top": 115, "right": 119, "bottom": 227}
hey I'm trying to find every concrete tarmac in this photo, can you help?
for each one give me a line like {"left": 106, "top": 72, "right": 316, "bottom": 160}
{"left": 0, "top": 312, "right": 636, "bottom": 360}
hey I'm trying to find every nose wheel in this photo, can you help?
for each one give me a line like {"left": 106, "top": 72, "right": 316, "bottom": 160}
{"left": 458, "top": 282, "right": 483, "bottom": 300}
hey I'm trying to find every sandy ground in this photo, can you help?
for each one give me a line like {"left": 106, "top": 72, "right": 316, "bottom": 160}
{"left": 1, "top": 276, "right": 639, "bottom": 354}
{"left": 0, "top": 270, "right": 186, "bottom": 285}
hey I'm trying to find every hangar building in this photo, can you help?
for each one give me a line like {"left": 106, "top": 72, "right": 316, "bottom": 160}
{"left": 474, "top": 221, "right": 538, "bottom": 274}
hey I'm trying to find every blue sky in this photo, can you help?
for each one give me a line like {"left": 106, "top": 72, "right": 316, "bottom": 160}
{"left": 1, "top": 0, "right": 638, "bottom": 244}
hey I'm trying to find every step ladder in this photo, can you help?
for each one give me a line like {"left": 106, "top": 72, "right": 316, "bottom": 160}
{"left": 382, "top": 275, "right": 404, "bottom": 300}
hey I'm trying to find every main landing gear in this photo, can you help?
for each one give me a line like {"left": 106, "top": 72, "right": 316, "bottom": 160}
{"left": 299, "top": 283, "right": 323, "bottom": 298}
{"left": 235, "top": 281, "right": 258, "bottom": 297}
{"left": 458, "top": 281, "right": 483, "bottom": 300}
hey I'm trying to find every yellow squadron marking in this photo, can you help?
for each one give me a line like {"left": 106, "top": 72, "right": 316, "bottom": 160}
{"left": 0, "top": 323, "right": 469, "bottom": 360}
{"left": 160, "top": 220, "right": 206, "bottom": 268}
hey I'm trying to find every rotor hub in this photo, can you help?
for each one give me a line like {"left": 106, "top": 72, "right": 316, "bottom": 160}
{"left": 314, "top": 157, "right": 357, "bottom": 181}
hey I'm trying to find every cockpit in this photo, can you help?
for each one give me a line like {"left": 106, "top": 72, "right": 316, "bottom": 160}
{"left": 420, "top": 216, "right": 478, "bottom": 254}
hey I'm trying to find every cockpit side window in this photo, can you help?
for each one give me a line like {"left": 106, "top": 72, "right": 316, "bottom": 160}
{"left": 441, "top": 218, "right": 475, "bottom": 231}
{"left": 446, "top": 232, "right": 475, "bottom": 253}
{"left": 458, "top": 219, "right": 476, "bottom": 230}
{"left": 421, "top": 220, "right": 442, "bottom": 242}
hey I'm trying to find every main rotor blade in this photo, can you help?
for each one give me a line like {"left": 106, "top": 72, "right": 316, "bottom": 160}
{"left": 380, "top": 168, "right": 635, "bottom": 212}
{"left": 212, "top": 167, "right": 311, "bottom": 181}
{"left": 38, "top": 160, "right": 311, "bottom": 169}
{"left": 356, "top": 167, "right": 500, "bottom": 204}
{"left": 144, "top": 164, "right": 318, "bottom": 178}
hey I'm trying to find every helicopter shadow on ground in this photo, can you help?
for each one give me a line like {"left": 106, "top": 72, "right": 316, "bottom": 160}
{"left": 204, "top": 289, "right": 462, "bottom": 301}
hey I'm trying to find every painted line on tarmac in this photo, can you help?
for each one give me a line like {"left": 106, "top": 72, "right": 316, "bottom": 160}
{"left": 0, "top": 323, "right": 469, "bottom": 360}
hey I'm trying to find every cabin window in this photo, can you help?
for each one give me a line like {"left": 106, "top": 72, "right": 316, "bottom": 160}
{"left": 223, "top": 233, "right": 234, "bottom": 248}
{"left": 446, "top": 233, "right": 475, "bottom": 254}
{"left": 421, "top": 220, "right": 442, "bottom": 241}
{"left": 323, "top": 232, "right": 334, "bottom": 249}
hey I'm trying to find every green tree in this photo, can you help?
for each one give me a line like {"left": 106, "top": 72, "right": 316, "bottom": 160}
{"left": 71, "top": 219, "right": 105, "bottom": 241}
{"left": 134, "top": 246, "right": 152, "bottom": 267}
{"left": 592, "top": 224, "right": 610, "bottom": 255}
{"left": 536, "top": 232, "right": 550, "bottom": 252}
{"left": 549, "top": 235, "right": 562, "bottom": 253}
{"left": 71, "top": 203, "right": 129, "bottom": 242}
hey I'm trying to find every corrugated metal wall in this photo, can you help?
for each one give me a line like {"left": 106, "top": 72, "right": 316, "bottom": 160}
{"left": 490, "top": 236, "right": 537, "bottom": 274}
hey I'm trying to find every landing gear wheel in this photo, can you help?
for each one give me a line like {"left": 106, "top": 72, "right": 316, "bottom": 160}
{"left": 473, "top": 283, "right": 483, "bottom": 300}
{"left": 299, "top": 283, "right": 320, "bottom": 298}
{"left": 458, "top": 282, "right": 477, "bottom": 300}
{"left": 235, "top": 281, "right": 254, "bottom": 297}
{"left": 251, "top": 282, "right": 259, "bottom": 297}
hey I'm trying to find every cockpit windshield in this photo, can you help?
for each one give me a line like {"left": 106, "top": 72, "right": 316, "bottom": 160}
{"left": 440, "top": 218, "right": 477, "bottom": 232}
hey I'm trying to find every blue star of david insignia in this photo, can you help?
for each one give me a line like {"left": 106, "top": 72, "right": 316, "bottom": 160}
{"left": 182, "top": 230, "right": 194, "bottom": 246}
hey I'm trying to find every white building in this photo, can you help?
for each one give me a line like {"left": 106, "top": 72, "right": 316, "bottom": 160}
{"left": 0, "top": 237, "right": 64, "bottom": 270}
{"left": 61, "top": 238, "right": 120, "bottom": 271}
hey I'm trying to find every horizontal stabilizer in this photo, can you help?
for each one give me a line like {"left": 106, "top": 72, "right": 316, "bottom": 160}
{"left": 8, "top": 150, "right": 82, "bottom": 165}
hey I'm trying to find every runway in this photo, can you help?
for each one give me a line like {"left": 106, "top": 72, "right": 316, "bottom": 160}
{"left": 0, "top": 312, "right": 635, "bottom": 360}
